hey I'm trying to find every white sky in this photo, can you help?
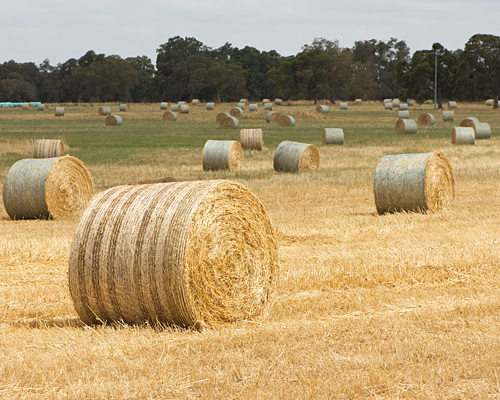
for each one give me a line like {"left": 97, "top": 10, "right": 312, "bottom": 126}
{"left": 0, "top": 0, "right": 499, "bottom": 67}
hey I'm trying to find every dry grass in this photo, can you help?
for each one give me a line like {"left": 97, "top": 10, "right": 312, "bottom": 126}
{"left": 1, "top": 102, "right": 500, "bottom": 398}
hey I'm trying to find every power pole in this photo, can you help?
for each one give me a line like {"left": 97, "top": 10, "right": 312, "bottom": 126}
{"left": 434, "top": 49, "right": 438, "bottom": 111}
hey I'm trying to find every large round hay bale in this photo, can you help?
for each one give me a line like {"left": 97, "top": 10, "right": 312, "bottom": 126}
{"left": 392, "top": 99, "right": 400, "bottom": 108}
{"left": 277, "top": 115, "right": 295, "bottom": 127}
{"left": 37, "top": 104, "right": 46, "bottom": 111}
{"left": 98, "top": 106, "right": 111, "bottom": 116}
{"left": 316, "top": 105, "right": 329, "bottom": 114}
{"left": 216, "top": 112, "right": 231, "bottom": 124}
{"left": 262, "top": 99, "right": 271, "bottom": 104}
{"left": 395, "top": 118, "right": 417, "bottom": 134}
{"left": 240, "top": 129, "right": 263, "bottom": 150}
{"left": 119, "top": 104, "right": 130, "bottom": 112}
{"left": 374, "top": 151, "right": 454, "bottom": 214}
{"left": 249, "top": 104, "right": 257, "bottom": 112}
{"left": 22, "top": 103, "right": 31, "bottom": 110}
{"left": 162, "top": 111, "right": 178, "bottom": 121}
{"left": 407, "top": 99, "right": 414, "bottom": 106}
{"left": 474, "top": 122, "right": 491, "bottom": 140}
{"left": 451, "top": 127, "right": 475, "bottom": 145}
{"left": 2, "top": 156, "right": 94, "bottom": 220}
{"left": 237, "top": 102, "right": 246, "bottom": 109}
{"left": 448, "top": 101, "right": 457, "bottom": 109}
{"left": 34, "top": 139, "right": 64, "bottom": 158}
{"left": 417, "top": 113, "right": 435, "bottom": 125}
{"left": 202, "top": 140, "right": 243, "bottom": 171}
{"left": 459, "top": 117, "right": 479, "bottom": 127}
{"left": 230, "top": 107, "right": 243, "bottom": 117}
{"left": 105, "top": 115, "right": 122, "bottom": 126}
{"left": 340, "top": 102, "right": 348, "bottom": 110}
{"left": 191, "top": 99, "right": 200, "bottom": 105}
{"left": 275, "top": 98, "right": 282, "bottom": 105}
{"left": 179, "top": 104, "right": 189, "bottom": 114}
{"left": 68, "top": 180, "right": 277, "bottom": 328}
{"left": 385, "top": 102, "right": 393, "bottom": 110}
{"left": 322, "top": 128, "right": 344, "bottom": 145}
{"left": 266, "top": 111, "right": 280, "bottom": 123}
{"left": 171, "top": 104, "right": 179, "bottom": 112}
{"left": 160, "top": 102, "right": 168, "bottom": 110}
{"left": 54, "top": 107, "right": 65, "bottom": 116}
{"left": 220, "top": 115, "right": 239, "bottom": 129}
{"left": 486, "top": 99, "right": 493, "bottom": 106}
{"left": 398, "top": 110, "right": 409, "bottom": 119}
{"left": 399, "top": 103, "right": 408, "bottom": 111}
{"left": 383, "top": 99, "right": 391, "bottom": 104}
{"left": 206, "top": 102, "right": 215, "bottom": 110}
{"left": 442, "top": 111, "right": 454, "bottom": 121}
{"left": 264, "top": 102, "right": 273, "bottom": 111}
{"left": 273, "top": 141, "right": 319, "bottom": 172}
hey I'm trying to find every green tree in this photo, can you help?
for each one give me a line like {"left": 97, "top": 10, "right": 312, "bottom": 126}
{"left": 125, "top": 56, "right": 155, "bottom": 102}
{"left": 0, "top": 77, "right": 37, "bottom": 101}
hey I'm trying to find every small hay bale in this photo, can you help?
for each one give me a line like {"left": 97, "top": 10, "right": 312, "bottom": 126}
{"left": 262, "top": 99, "right": 271, "bottom": 104}
{"left": 399, "top": 103, "right": 408, "bottom": 111}
{"left": 160, "top": 102, "right": 168, "bottom": 110}
{"left": 98, "top": 106, "right": 111, "bottom": 116}
{"left": 423, "top": 100, "right": 433, "bottom": 104}
{"left": 54, "top": 107, "right": 65, "bottom": 116}
{"left": 105, "top": 115, "right": 122, "bottom": 126}
{"left": 340, "top": 102, "right": 348, "bottom": 110}
{"left": 474, "top": 122, "right": 492, "bottom": 140}
{"left": 162, "top": 111, "right": 178, "bottom": 121}
{"left": 237, "top": 102, "right": 246, "bottom": 109}
{"left": 239, "top": 98, "right": 249, "bottom": 106}
{"left": 178, "top": 104, "right": 189, "bottom": 114}
{"left": 230, "top": 107, "right": 243, "bottom": 117}
{"left": 395, "top": 118, "right": 417, "bottom": 134}
{"left": 273, "top": 141, "right": 319, "bottom": 172}
{"left": 178, "top": 101, "right": 187, "bottom": 105}
{"left": 316, "top": 105, "right": 329, "bottom": 114}
{"left": 398, "top": 110, "right": 409, "bottom": 119}
{"left": 68, "top": 180, "right": 277, "bottom": 328}
{"left": 220, "top": 115, "right": 239, "bottom": 129}
{"left": 385, "top": 102, "right": 393, "bottom": 110}
{"left": 322, "top": 128, "right": 344, "bottom": 145}
{"left": 119, "top": 104, "right": 130, "bottom": 112}
{"left": 216, "top": 112, "right": 231, "bottom": 124}
{"left": 486, "top": 99, "right": 493, "bottom": 106}
{"left": 206, "top": 102, "right": 215, "bottom": 110}
{"left": 383, "top": 99, "right": 391, "bottom": 104}
{"left": 171, "top": 104, "right": 179, "bottom": 112}
{"left": 277, "top": 115, "right": 295, "bottom": 127}
{"left": 249, "top": 104, "right": 258, "bottom": 112}
{"left": 37, "top": 104, "right": 47, "bottom": 111}
{"left": 407, "top": 99, "right": 414, "bottom": 106}
{"left": 392, "top": 99, "right": 400, "bottom": 108}
{"left": 418, "top": 113, "right": 435, "bottom": 125}
{"left": 355, "top": 98, "right": 362, "bottom": 103}
{"left": 192, "top": 99, "right": 200, "bottom": 105}
{"left": 264, "top": 102, "right": 273, "bottom": 111}
{"left": 275, "top": 99, "right": 282, "bottom": 105}
{"left": 374, "top": 151, "right": 454, "bottom": 214}
{"left": 202, "top": 140, "right": 243, "bottom": 171}
{"left": 448, "top": 101, "right": 457, "bottom": 109}
{"left": 266, "top": 111, "right": 280, "bottom": 123}
{"left": 34, "top": 139, "right": 64, "bottom": 158}
{"left": 2, "top": 155, "right": 94, "bottom": 220}
{"left": 442, "top": 111, "right": 454, "bottom": 121}
{"left": 460, "top": 117, "right": 480, "bottom": 127}
{"left": 451, "top": 127, "right": 475, "bottom": 145}
{"left": 22, "top": 103, "right": 31, "bottom": 110}
{"left": 240, "top": 129, "right": 263, "bottom": 151}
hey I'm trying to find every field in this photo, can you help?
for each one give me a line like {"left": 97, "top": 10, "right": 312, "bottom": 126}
{"left": 1, "top": 101, "right": 500, "bottom": 399}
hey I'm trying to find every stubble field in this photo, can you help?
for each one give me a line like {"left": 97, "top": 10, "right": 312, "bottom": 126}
{"left": 1, "top": 100, "right": 500, "bottom": 399}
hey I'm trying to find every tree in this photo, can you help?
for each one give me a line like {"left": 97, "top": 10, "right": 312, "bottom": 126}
{"left": 189, "top": 62, "right": 245, "bottom": 103}
{"left": 0, "top": 78, "right": 37, "bottom": 101}
{"left": 125, "top": 56, "right": 155, "bottom": 102}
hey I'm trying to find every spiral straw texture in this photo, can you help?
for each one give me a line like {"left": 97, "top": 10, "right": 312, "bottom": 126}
{"left": 219, "top": 115, "right": 239, "bottom": 129}
{"left": 162, "top": 111, "right": 178, "bottom": 121}
{"left": 105, "top": 115, "right": 122, "bottom": 126}
{"left": 273, "top": 141, "right": 319, "bottom": 172}
{"left": 34, "top": 139, "right": 64, "bottom": 158}
{"left": 418, "top": 113, "right": 435, "bottom": 125}
{"left": 277, "top": 115, "right": 295, "bottom": 127}
{"left": 98, "top": 106, "right": 111, "bottom": 116}
{"left": 266, "top": 112, "right": 280, "bottom": 123}
{"left": 230, "top": 107, "right": 243, "bottom": 117}
{"left": 316, "top": 105, "right": 329, "bottom": 114}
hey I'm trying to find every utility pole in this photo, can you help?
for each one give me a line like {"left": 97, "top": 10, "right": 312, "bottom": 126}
{"left": 434, "top": 49, "right": 438, "bottom": 111}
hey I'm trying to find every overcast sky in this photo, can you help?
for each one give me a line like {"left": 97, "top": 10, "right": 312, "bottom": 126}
{"left": 1, "top": 0, "right": 499, "bottom": 67}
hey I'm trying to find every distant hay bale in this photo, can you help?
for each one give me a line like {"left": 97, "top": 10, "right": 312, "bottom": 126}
{"left": 460, "top": 117, "right": 480, "bottom": 127}
{"left": 119, "top": 104, "right": 130, "bottom": 112}
{"left": 385, "top": 102, "right": 393, "bottom": 110}
{"left": 230, "top": 107, "right": 243, "bottom": 117}
{"left": 240, "top": 129, "right": 263, "bottom": 150}
{"left": 160, "top": 102, "right": 168, "bottom": 110}
{"left": 262, "top": 99, "right": 271, "bottom": 104}
{"left": 442, "top": 111, "right": 454, "bottom": 121}
{"left": 316, "top": 105, "right": 329, "bottom": 114}
{"left": 399, "top": 103, "right": 408, "bottom": 110}
{"left": 277, "top": 115, "right": 295, "bottom": 127}
{"left": 34, "top": 139, "right": 64, "bottom": 158}
{"left": 162, "top": 111, "right": 178, "bottom": 121}
{"left": 474, "top": 122, "right": 492, "bottom": 140}
{"left": 322, "top": 128, "right": 344, "bottom": 145}
{"left": 237, "top": 102, "right": 246, "bottom": 109}
{"left": 216, "top": 112, "right": 231, "bottom": 124}
{"left": 418, "top": 113, "right": 435, "bottom": 125}
{"left": 392, "top": 99, "right": 400, "bottom": 108}
{"left": 192, "top": 99, "right": 200, "bottom": 105}
{"left": 395, "top": 118, "right": 417, "bottom": 134}
{"left": 398, "top": 110, "right": 409, "bottom": 119}
{"left": 105, "top": 115, "right": 122, "bottom": 126}
{"left": 374, "top": 151, "right": 454, "bottom": 214}
{"left": 171, "top": 104, "right": 179, "bottom": 112}
{"left": 22, "top": 103, "right": 31, "bottom": 110}
{"left": 340, "top": 102, "right": 348, "bottom": 110}
{"left": 54, "top": 107, "right": 65, "bottom": 116}
{"left": 2, "top": 155, "right": 94, "bottom": 220}
{"left": 220, "top": 115, "right": 239, "bottom": 129}
{"left": 273, "top": 141, "right": 319, "bottom": 172}
{"left": 266, "top": 111, "right": 280, "bottom": 123}
{"left": 37, "top": 104, "right": 47, "bottom": 111}
{"left": 98, "top": 106, "right": 111, "bottom": 116}
{"left": 383, "top": 99, "right": 391, "bottom": 104}
{"left": 355, "top": 99, "right": 362, "bottom": 103}
{"left": 448, "top": 101, "right": 457, "bottom": 109}
{"left": 178, "top": 101, "right": 187, "bottom": 105}
{"left": 206, "top": 102, "right": 215, "bottom": 110}
{"left": 407, "top": 99, "right": 414, "bottom": 106}
{"left": 249, "top": 104, "right": 258, "bottom": 112}
{"left": 68, "top": 180, "right": 277, "bottom": 327}
{"left": 264, "top": 102, "right": 273, "bottom": 111}
{"left": 423, "top": 100, "right": 433, "bottom": 104}
{"left": 179, "top": 104, "right": 189, "bottom": 114}
{"left": 451, "top": 127, "right": 475, "bottom": 145}
{"left": 275, "top": 99, "right": 282, "bottom": 105}
{"left": 202, "top": 140, "right": 243, "bottom": 171}
{"left": 239, "top": 98, "right": 249, "bottom": 106}
{"left": 486, "top": 99, "right": 493, "bottom": 106}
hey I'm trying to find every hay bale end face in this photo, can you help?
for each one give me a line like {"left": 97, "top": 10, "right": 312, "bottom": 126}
{"left": 273, "top": 141, "right": 319, "bottom": 172}
{"left": 266, "top": 111, "right": 280, "bottom": 123}
{"left": 34, "top": 139, "right": 64, "bottom": 158}
{"left": 395, "top": 118, "right": 417, "bottom": 134}
{"left": 105, "top": 115, "right": 122, "bottom": 126}
{"left": 316, "top": 105, "right": 329, "bottom": 114}
{"left": 451, "top": 127, "right": 475, "bottom": 145}
{"left": 340, "top": 102, "right": 348, "bottom": 110}
{"left": 322, "top": 128, "right": 344, "bottom": 145}
{"left": 202, "top": 140, "right": 243, "bottom": 171}
{"left": 240, "top": 129, "right": 263, "bottom": 151}
{"left": 459, "top": 117, "right": 479, "bottom": 127}
{"left": 418, "top": 113, "right": 435, "bottom": 125}
{"left": 230, "top": 107, "right": 243, "bottom": 117}
{"left": 206, "top": 102, "right": 215, "bottom": 110}
{"left": 2, "top": 156, "right": 94, "bottom": 220}
{"left": 54, "top": 107, "right": 65, "bottom": 116}
{"left": 277, "top": 115, "right": 295, "bottom": 127}
{"left": 442, "top": 111, "right": 454, "bottom": 121}
{"left": 162, "top": 111, "right": 178, "bottom": 121}
{"left": 119, "top": 104, "right": 130, "bottom": 112}
{"left": 219, "top": 115, "right": 239, "bottom": 129}
{"left": 374, "top": 151, "right": 454, "bottom": 214}
{"left": 68, "top": 180, "right": 278, "bottom": 328}
{"left": 216, "top": 112, "right": 231, "bottom": 124}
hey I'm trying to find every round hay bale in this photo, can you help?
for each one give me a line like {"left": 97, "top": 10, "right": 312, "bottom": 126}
{"left": 273, "top": 141, "right": 319, "bottom": 172}
{"left": 448, "top": 101, "right": 457, "bottom": 109}
{"left": 237, "top": 102, "right": 246, "bottom": 109}
{"left": 275, "top": 99, "right": 282, "bottom": 105}
{"left": 98, "top": 106, "right": 111, "bottom": 116}
{"left": 68, "top": 180, "right": 277, "bottom": 328}
{"left": 249, "top": 104, "right": 258, "bottom": 112}
{"left": 239, "top": 98, "right": 249, "bottom": 106}
{"left": 202, "top": 140, "right": 243, "bottom": 171}
{"left": 160, "top": 102, "right": 168, "bottom": 110}
{"left": 264, "top": 102, "right": 273, "bottom": 111}
{"left": 105, "top": 115, "right": 122, "bottom": 126}
{"left": 262, "top": 99, "right": 271, "bottom": 104}
{"left": 374, "top": 151, "right": 454, "bottom": 214}
{"left": 266, "top": 111, "right": 280, "bottom": 123}
{"left": 442, "top": 111, "right": 454, "bottom": 121}
{"left": 34, "top": 139, "right": 64, "bottom": 158}
{"left": 340, "top": 102, "right": 348, "bottom": 110}
{"left": 423, "top": 99, "right": 433, "bottom": 104}
{"left": 395, "top": 118, "right": 417, "bottom": 134}
{"left": 474, "top": 122, "right": 491, "bottom": 140}
{"left": 191, "top": 99, "right": 200, "bottom": 105}
{"left": 355, "top": 99, "right": 362, "bottom": 103}
{"left": 216, "top": 112, "right": 231, "bottom": 124}
{"left": 240, "top": 129, "right": 263, "bottom": 151}
{"left": 2, "top": 156, "right": 94, "bottom": 220}
{"left": 418, "top": 113, "right": 435, "bottom": 125}
{"left": 230, "top": 107, "right": 243, "bottom": 117}
{"left": 206, "top": 102, "right": 215, "bottom": 110}
{"left": 178, "top": 101, "right": 187, "bottom": 105}
{"left": 220, "top": 115, "right": 239, "bottom": 129}
{"left": 383, "top": 99, "right": 391, "bottom": 104}
{"left": 459, "top": 117, "right": 480, "bottom": 127}
{"left": 37, "top": 104, "right": 46, "bottom": 111}
{"left": 398, "top": 110, "right": 409, "bottom": 119}
{"left": 316, "top": 105, "right": 329, "bottom": 114}
{"left": 486, "top": 99, "right": 493, "bottom": 106}
{"left": 119, "top": 104, "right": 130, "bottom": 112}
{"left": 451, "top": 127, "right": 475, "bottom": 145}
{"left": 162, "top": 111, "right": 178, "bottom": 121}
{"left": 385, "top": 102, "right": 393, "bottom": 110}
{"left": 277, "top": 115, "right": 295, "bottom": 127}
{"left": 322, "top": 128, "right": 344, "bottom": 145}
{"left": 392, "top": 99, "right": 400, "bottom": 108}
{"left": 22, "top": 103, "right": 31, "bottom": 110}
{"left": 178, "top": 104, "right": 189, "bottom": 114}
{"left": 171, "top": 104, "right": 179, "bottom": 112}
{"left": 407, "top": 99, "right": 414, "bottom": 106}
{"left": 399, "top": 103, "right": 408, "bottom": 111}
{"left": 54, "top": 107, "right": 65, "bottom": 116}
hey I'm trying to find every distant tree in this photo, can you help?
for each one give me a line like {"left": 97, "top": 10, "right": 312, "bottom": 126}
{"left": 125, "top": 56, "right": 155, "bottom": 102}
{"left": 189, "top": 62, "right": 245, "bottom": 103}
{"left": 267, "top": 56, "right": 300, "bottom": 101}
{"left": 0, "top": 78, "right": 37, "bottom": 101}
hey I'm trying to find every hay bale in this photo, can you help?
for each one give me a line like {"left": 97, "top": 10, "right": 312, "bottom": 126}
{"left": 262, "top": 99, "right": 271, "bottom": 104}
{"left": 220, "top": 115, "right": 239, "bottom": 129}
{"left": 383, "top": 99, "right": 391, "bottom": 104}
{"left": 423, "top": 99, "right": 433, "bottom": 104}
{"left": 230, "top": 107, "right": 243, "bottom": 117}
{"left": 395, "top": 118, "right": 417, "bottom": 134}
{"left": 191, "top": 99, "right": 200, "bottom": 105}
{"left": 206, "top": 102, "right": 215, "bottom": 110}
{"left": 399, "top": 103, "right": 408, "bottom": 110}
{"left": 460, "top": 117, "right": 480, "bottom": 127}
{"left": 216, "top": 112, "right": 231, "bottom": 124}
{"left": 418, "top": 113, "right": 435, "bottom": 125}
{"left": 266, "top": 111, "right": 280, "bottom": 123}
{"left": 275, "top": 99, "right": 282, "bottom": 105}
{"left": 162, "top": 111, "right": 178, "bottom": 121}
{"left": 385, "top": 102, "right": 393, "bottom": 110}
{"left": 451, "top": 127, "right": 475, "bottom": 145}
{"left": 2, "top": 156, "right": 94, "bottom": 220}
{"left": 340, "top": 102, "right": 348, "bottom": 110}
{"left": 68, "top": 180, "right": 277, "bottom": 327}
{"left": 392, "top": 99, "right": 400, "bottom": 108}
{"left": 316, "top": 105, "right": 329, "bottom": 114}
{"left": 105, "top": 115, "right": 122, "bottom": 126}
{"left": 178, "top": 101, "right": 187, "bottom": 105}
{"left": 322, "top": 128, "right": 344, "bottom": 145}
{"left": 54, "top": 107, "right": 65, "bottom": 116}
{"left": 171, "top": 104, "right": 179, "bottom": 112}
{"left": 237, "top": 102, "right": 246, "bottom": 109}
{"left": 273, "top": 141, "right": 319, "bottom": 172}
{"left": 160, "top": 102, "right": 168, "bottom": 110}
{"left": 474, "top": 122, "right": 492, "bottom": 140}
{"left": 178, "top": 104, "right": 189, "bottom": 114}
{"left": 37, "top": 104, "right": 46, "bottom": 111}
{"left": 22, "top": 103, "right": 31, "bottom": 110}
{"left": 264, "top": 102, "right": 273, "bottom": 111}
{"left": 374, "top": 151, "right": 454, "bottom": 214}
{"left": 240, "top": 129, "right": 263, "bottom": 150}
{"left": 119, "top": 104, "right": 130, "bottom": 112}
{"left": 407, "top": 99, "right": 414, "bottom": 106}
{"left": 98, "top": 106, "right": 111, "bottom": 116}
{"left": 277, "top": 115, "right": 295, "bottom": 127}
{"left": 202, "top": 140, "right": 243, "bottom": 171}
{"left": 448, "top": 101, "right": 457, "bottom": 109}
{"left": 486, "top": 99, "right": 493, "bottom": 106}
{"left": 398, "top": 110, "right": 409, "bottom": 119}
{"left": 355, "top": 99, "right": 362, "bottom": 103}
{"left": 34, "top": 139, "right": 64, "bottom": 158}
{"left": 239, "top": 98, "right": 249, "bottom": 106}
{"left": 442, "top": 111, "right": 454, "bottom": 121}
{"left": 249, "top": 104, "right": 258, "bottom": 112}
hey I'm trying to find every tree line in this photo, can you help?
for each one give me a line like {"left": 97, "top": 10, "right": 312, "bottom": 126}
{"left": 0, "top": 34, "right": 498, "bottom": 108}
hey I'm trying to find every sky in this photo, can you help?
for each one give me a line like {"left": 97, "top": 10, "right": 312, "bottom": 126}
{"left": 1, "top": 0, "right": 499, "bottom": 67}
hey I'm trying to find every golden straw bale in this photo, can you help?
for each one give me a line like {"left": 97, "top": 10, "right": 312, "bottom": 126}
{"left": 273, "top": 141, "right": 319, "bottom": 172}
{"left": 249, "top": 104, "right": 258, "bottom": 112}
{"left": 37, "top": 104, "right": 47, "bottom": 111}
{"left": 239, "top": 98, "right": 249, "bottom": 106}
{"left": 216, "top": 112, "right": 230, "bottom": 124}
{"left": 274, "top": 98, "right": 282, "bottom": 105}
{"left": 399, "top": 103, "right": 408, "bottom": 110}
{"left": 266, "top": 111, "right": 280, "bottom": 123}
{"left": 418, "top": 113, "right": 435, "bottom": 125}
{"left": 277, "top": 115, "right": 295, "bottom": 126}
{"left": 474, "top": 122, "right": 491, "bottom": 140}
{"left": 191, "top": 99, "right": 200, "bottom": 105}
{"left": 171, "top": 104, "right": 179, "bottom": 112}
{"left": 162, "top": 111, "right": 178, "bottom": 121}
{"left": 316, "top": 105, "right": 329, "bottom": 114}
{"left": 202, "top": 140, "right": 243, "bottom": 171}
{"left": 230, "top": 107, "right": 243, "bottom": 117}
{"left": 22, "top": 103, "right": 31, "bottom": 110}
{"left": 262, "top": 99, "right": 271, "bottom": 104}
{"left": 178, "top": 104, "right": 190, "bottom": 114}
{"left": 34, "top": 139, "right": 64, "bottom": 158}
{"left": 98, "top": 106, "right": 111, "bottom": 116}
{"left": 322, "top": 128, "right": 344, "bottom": 145}
{"left": 219, "top": 115, "right": 239, "bottom": 129}
{"left": 395, "top": 118, "right": 417, "bottom": 134}
{"left": 240, "top": 129, "right": 263, "bottom": 150}
{"left": 105, "top": 115, "right": 122, "bottom": 126}
{"left": 451, "top": 127, "right": 475, "bottom": 145}
{"left": 486, "top": 99, "right": 493, "bottom": 106}
{"left": 459, "top": 117, "right": 479, "bottom": 127}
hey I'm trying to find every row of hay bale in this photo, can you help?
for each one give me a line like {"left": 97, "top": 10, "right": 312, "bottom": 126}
{"left": 0, "top": 102, "right": 41, "bottom": 108}
{"left": 316, "top": 103, "right": 348, "bottom": 113}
